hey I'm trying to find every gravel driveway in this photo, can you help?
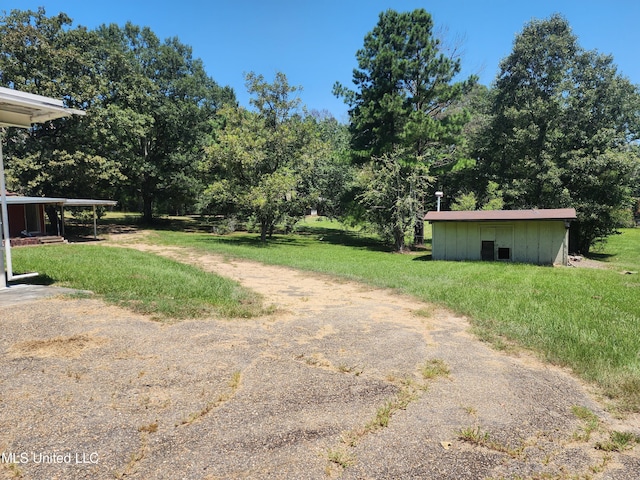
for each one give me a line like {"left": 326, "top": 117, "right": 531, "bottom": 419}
{"left": 1, "top": 244, "right": 639, "bottom": 479}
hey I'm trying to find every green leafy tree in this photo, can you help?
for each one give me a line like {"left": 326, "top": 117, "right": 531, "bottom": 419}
{"left": 92, "top": 23, "right": 234, "bottom": 221}
{"left": 358, "top": 148, "right": 431, "bottom": 251}
{"left": 477, "top": 14, "right": 640, "bottom": 252}
{"left": 0, "top": 8, "right": 122, "bottom": 202}
{"left": 334, "top": 8, "right": 475, "bottom": 248}
{"left": 0, "top": 9, "right": 234, "bottom": 222}
{"left": 450, "top": 182, "right": 503, "bottom": 211}
{"left": 450, "top": 192, "right": 477, "bottom": 211}
{"left": 438, "top": 84, "right": 493, "bottom": 206}
{"left": 306, "top": 110, "right": 355, "bottom": 218}
{"left": 203, "top": 72, "right": 325, "bottom": 241}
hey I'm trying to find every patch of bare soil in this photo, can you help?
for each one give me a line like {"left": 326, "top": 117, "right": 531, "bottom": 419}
{"left": 568, "top": 255, "right": 610, "bottom": 269}
{"left": 1, "top": 241, "right": 639, "bottom": 479}
{"left": 9, "top": 334, "right": 108, "bottom": 359}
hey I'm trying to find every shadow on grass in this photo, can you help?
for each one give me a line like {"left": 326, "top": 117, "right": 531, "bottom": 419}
{"left": 12, "top": 274, "right": 56, "bottom": 286}
{"left": 198, "top": 230, "right": 389, "bottom": 252}
{"left": 412, "top": 254, "right": 433, "bottom": 262}
{"left": 139, "top": 216, "right": 203, "bottom": 232}
{"left": 202, "top": 234, "right": 308, "bottom": 248}
{"left": 99, "top": 215, "right": 205, "bottom": 233}
{"left": 294, "top": 225, "right": 392, "bottom": 252}
{"left": 108, "top": 214, "right": 399, "bottom": 253}
{"left": 585, "top": 252, "right": 617, "bottom": 262}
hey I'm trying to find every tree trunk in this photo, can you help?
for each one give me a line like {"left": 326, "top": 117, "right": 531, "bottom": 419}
{"left": 394, "top": 228, "right": 406, "bottom": 252}
{"left": 141, "top": 139, "right": 154, "bottom": 224}
{"left": 142, "top": 194, "right": 153, "bottom": 224}
{"left": 413, "top": 216, "right": 424, "bottom": 246}
{"left": 569, "top": 222, "right": 591, "bottom": 255}
{"left": 45, "top": 205, "right": 60, "bottom": 236}
{"left": 260, "top": 219, "right": 268, "bottom": 242}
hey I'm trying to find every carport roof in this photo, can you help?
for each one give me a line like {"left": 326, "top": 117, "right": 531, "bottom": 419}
{"left": 63, "top": 199, "right": 118, "bottom": 207}
{"left": 0, "top": 86, "right": 84, "bottom": 127}
{"left": 425, "top": 208, "right": 577, "bottom": 222}
{"left": 5, "top": 195, "right": 66, "bottom": 205}
{"left": 5, "top": 196, "right": 117, "bottom": 207}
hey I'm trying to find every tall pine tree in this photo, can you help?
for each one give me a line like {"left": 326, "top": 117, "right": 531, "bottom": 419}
{"left": 334, "top": 9, "right": 475, "bottom": 249}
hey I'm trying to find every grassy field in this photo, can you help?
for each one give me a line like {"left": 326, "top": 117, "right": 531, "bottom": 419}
{"left": 12, "top": 216, "right": 640, "bottom": 412}
{"left": 12, "top": 244, "right": 264, "bottom": 320}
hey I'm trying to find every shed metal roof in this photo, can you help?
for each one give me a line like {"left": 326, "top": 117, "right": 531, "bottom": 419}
{"left": 424, "top": 208, "right": 577, "bottom": 222}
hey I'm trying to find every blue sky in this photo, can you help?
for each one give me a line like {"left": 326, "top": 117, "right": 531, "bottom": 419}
{"left": 5, "top": 1, "right": 640, "bottom": 120}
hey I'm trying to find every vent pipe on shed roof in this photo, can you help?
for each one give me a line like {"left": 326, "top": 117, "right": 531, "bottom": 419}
{"left": 435, "top": 191, "right": 443, "bottom": 212}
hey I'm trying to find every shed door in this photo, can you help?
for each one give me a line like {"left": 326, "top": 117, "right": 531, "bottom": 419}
{"left": 481, "top": 228, "right": 495, "bottom": 261}
{"left": 481, "top": 241, "right": 495, "bottom": 261}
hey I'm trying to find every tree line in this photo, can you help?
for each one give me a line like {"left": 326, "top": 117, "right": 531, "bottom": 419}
{"left": 1, "top": 7, "right": 638, "bottom": 253}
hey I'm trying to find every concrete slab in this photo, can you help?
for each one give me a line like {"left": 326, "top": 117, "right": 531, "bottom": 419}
{"left": 0, "top": 284, "right": 92, "bottom": 306}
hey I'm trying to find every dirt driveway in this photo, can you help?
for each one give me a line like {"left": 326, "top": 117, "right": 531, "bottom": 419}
{"left": 1, "top": 243, "right": 639, "bottom": 479}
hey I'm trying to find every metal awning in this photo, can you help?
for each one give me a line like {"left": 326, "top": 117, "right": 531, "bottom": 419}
{"left": 4, "top": 196, "right": 117, "bottom": 207}
{"left": 5, "top": 195, "right": 67, "bottom": 205}
{"left": 63, "top": 199, "right": 118, "bottom": 207}
{"left": 4, "top": 196, "right": 118, "bottom": 242}
{"left": 62, "top": 199, "right": 118, "bottom": 239}
{"left": 0, "top": 87, "right": 84, "bottom": 128}
{"left": 0, "top": 87, "right": 85, "bottom": 287}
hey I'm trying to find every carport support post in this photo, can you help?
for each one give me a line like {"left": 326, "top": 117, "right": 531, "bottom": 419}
{"left": 93, "top": 204, "right": 97, "bottom": 239}
{"left": 0, "top": 130, "right": 8, "bottom": 288}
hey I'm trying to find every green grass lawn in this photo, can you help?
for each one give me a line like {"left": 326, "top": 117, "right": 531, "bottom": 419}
{"left": 145, "top": 217, "right": 640, "bottom": 412}
{"left": 12, "top": 244, "right": 264, "bottom": 320}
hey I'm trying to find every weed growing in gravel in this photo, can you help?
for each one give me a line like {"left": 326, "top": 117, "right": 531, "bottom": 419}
{"left": 589, "top": 453, "right": 612, "bottom": 474}
{"left": 178, "top": 371, "right": 242, "bottom": 426}
{"left": 305, "top": 356, "right": 329, "bottom": 367}
{"left": 365, "top": 381, "right": 419, "bottom": 432}
{"left": 326, "top": 361, "right": 453, "bottom": 472}
{"left": 595, "top": 431, "right": 640, "bottom": 452}
{"left": 571, "top": 405, "right": 601, "bottom": 441}
{"left": 369, "top": 401, "right": 393, "bottom": 429}
{"left": 457, "top": 426, "right": 525, "bottom": 458}
{"left": 3, "top": 462, "right": 22, "bottom": 479}
{"left": 337, "top": 364, "right": 357, "bottom": 374}
{"left": 463, "top": 405, "right": 478, "bottom": 416}
{"left": 116, "top": 432, "right": 149, "bottom": 479}
{"left": 326, "top": 446, "right": 355, "bottom": 469}
{"left": 458, "top": 425, "right": 490, "bottom": 444}
{"left": 420, "top": 359, "right": 450, "bottom": 380}
{"left": 229, "top": 370, "right": 241, "bottom": 390}
{"left": 138, "top": 422, "right": 158, "bottom": 433}
{"left": 331, "top": 380, "right": 420, "bottom": 456}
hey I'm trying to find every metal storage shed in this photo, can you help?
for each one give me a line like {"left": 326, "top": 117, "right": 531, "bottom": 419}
{"left": 425, "top": 208, "right": 577, "bottom": 266}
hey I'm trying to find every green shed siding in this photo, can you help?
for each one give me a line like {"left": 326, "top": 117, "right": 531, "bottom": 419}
{"left": 431, "top": 220, "right": 569, "bottom": 265}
